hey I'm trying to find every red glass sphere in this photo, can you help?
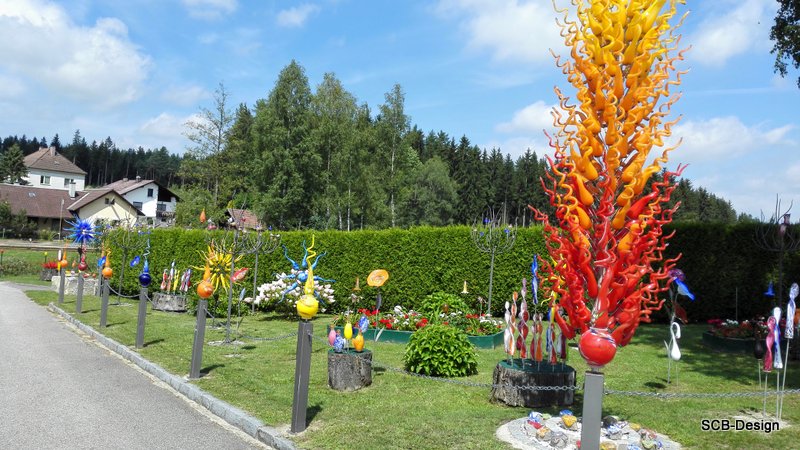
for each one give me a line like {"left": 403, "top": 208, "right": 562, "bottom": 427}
{"left": 78, "top": 262, "right": 88, "bottom": 272}
{"left": 578, "top": 327, "right": 617, "bottom": 371}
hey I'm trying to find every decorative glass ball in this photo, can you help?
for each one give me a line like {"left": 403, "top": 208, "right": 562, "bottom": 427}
{"left": 139, "top": 272, "right": 152, "bottom": 287}
{"left": 578, "top": 327, "right": 617, "bottom": 371}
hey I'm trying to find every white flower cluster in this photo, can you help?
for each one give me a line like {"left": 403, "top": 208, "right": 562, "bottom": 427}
{"left": 253, "top": 269, "right": 335, "bottom": 311}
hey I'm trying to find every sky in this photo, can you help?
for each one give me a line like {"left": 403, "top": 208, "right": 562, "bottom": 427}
{"left": 1, "top": 0, "right": 798, "bottom": 219}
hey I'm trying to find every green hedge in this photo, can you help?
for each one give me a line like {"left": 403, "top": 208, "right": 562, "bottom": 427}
{"left": 103, "top": 223, "right": 800, "bottom": 322}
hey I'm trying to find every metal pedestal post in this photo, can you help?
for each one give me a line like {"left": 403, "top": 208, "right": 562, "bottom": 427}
{"left": 580, "top": 371, "right": 604, "bottom": 450}
{"left": 76, "top": 275, "right": 84, "bottom": 313}
{"left": 135, "top": 287, "right": 148, "bottom": 349}
{"left": 189, "top": 299, "right": 208, "bottom": 379}
{"left": 100, "top": 278, "right": 110, "bottom": 327}
{"left": 57, "top": 268, "right": 66, "bottom": 305}
{"left": 291, "top": 320, "right": 313, "bottom": 433}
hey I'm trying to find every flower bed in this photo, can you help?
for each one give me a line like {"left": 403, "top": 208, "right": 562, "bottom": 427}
{"left": 333, "top": 306, "right": 506, "bottom": 349}
{"left": 334, "top": 326, "right": 504, "bottom": 349}
{"left": 706, "top": 318, "right": 767, "bottom": 339}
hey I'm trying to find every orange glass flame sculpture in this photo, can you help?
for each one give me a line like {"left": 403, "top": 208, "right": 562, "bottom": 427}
{"left": 530, "top": 0, "right": 688, "bottom": 369}
{"left": 101, "top": 248, "right": 113, "bottom": 279}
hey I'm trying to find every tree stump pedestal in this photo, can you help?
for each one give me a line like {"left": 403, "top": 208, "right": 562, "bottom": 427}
{"left": 328, "top": 349, "right": 372, "bottom": 391}
{"left": 152, "top": 293, "right": 188, "bottom": 312}
{"left": 490, "top": 359, "right": 576, "bottom": 407}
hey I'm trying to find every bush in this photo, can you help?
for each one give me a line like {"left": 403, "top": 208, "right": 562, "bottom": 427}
{"left": 37, "top": 229, "right": 56, "bottom": 241}
{"left": 415, "top": 292, "right": 474, "bottom": 320}
{"left": 0, "top": 258, "right": 38, "bottom": 276}
{"left": 404, "top": 324, "right": 478, "bottom": 377}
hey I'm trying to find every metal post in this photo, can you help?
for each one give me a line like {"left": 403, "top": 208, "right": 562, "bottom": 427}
{"left": 487, "top": 250, "right": 496, "bottom": 315}
{"left": 580, "top": 371, "right": 604, "bottom": 450}
{"left": 291, "top": 320, "right": 313, "bottom": 433}
{"left": 135, "top": 287, "right": 148, "bottom": 349}
{"left": 117, "top": 248, "right": 127, "bottom": 305}
{"left": 100, "top": 278, "right": 110, "bottom": 327}
{"left": 57, "top": 268, "right": 66, "bottom": 305}
{"left": 189, "top": 299, "right": 208, "bottom": 379}
{"left": 76, "top": 275, "right": 84, "bottom": 313}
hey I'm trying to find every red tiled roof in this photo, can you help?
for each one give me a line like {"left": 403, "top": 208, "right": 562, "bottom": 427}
{"left": 227, "top": 208, "right": 264, "bottom": 230}
{"left": 23, "top": 147, "right": 86, "bottom": 175}
{"left": 0, "top": 185, "right": 79, "bottom": 219}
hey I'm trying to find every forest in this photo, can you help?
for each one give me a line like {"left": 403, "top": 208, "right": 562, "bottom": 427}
{"left": 0, "top": 60, "right": 743, "bottom": 230}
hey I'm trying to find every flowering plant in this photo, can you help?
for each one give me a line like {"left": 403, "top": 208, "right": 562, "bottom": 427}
{"left": 252, "top": 270, "right": 335, "bottom": 315}
{"left": 332, "top": 305, "right": 504, "bottom": 336}
{"left": 334, "top": 306, "right": 428, "bottom": 332}
{"left": 707, "top": 318, "right": 768, "bottom": 339}
{"left": 42, "top": 261, "right": 59, "bottom": 270}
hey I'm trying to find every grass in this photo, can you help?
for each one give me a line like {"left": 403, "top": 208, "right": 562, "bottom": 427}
{"left": 0, "top": 246, "right": 101, "bottom": 286}
{"left": 22, "top": 288, "right": 800, "bottom": 450}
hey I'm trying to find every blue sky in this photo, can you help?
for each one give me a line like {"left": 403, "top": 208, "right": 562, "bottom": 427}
{"left": 1, "top": 0, "right": 798, "bottom": 218}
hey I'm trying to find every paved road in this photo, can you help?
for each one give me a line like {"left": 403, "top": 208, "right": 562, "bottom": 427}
{"left": 0, "top": 282, "right": 268, "bottom": 449}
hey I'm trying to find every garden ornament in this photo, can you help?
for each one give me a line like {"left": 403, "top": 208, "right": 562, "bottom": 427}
{"left": 529, "top": 0, "right": 688, "bottom": 376}
{"left": 664, "top": 322, "right": 681, "bottom": 383}
{"left": 367, "top": 269, "right": 388, "bottom": 312}
{"left": 778, "top": 282, "right": 798, "bottom": 419}
{"left": 65, "top": 217, "right": 98, "bottom": 272}
{"left": 279, "top": 240, "right": 335, "bottom": 303}
{"left": 295, "top": 239, "right": 321, "bottom": 320}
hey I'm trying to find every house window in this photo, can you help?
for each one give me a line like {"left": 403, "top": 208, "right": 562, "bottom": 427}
{"left": 147, "top": 188, "right": 154, "bottom": 198}
{"left": 156, "top": 202, "right": 166, "bottom": 211}
{"left": 40, "top": 175, "right": 50, "bottom": 185}
{"left": 63, "top": 178, "right": 74, "bottom": 188}
{"left": 133, "top": 201, "right": 143, "bottom": 210}
{"left": 105, "top": 197, "right": 115, "bottom": 205}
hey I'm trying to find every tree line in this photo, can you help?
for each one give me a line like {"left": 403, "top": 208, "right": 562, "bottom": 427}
{"left": 0, "top": 133, "right": 182, "bottom": 188}
{"left": 0, "top": 60, "right": 742, "bottom": 230}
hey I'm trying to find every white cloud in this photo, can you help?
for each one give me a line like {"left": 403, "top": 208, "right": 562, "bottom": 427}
{"left": 496, "top": 101, "right": 556, "bottom": 133}
{"left": 688, "top": 0, "right": 776, "bottom": 67}
{"left": 161, "top": 85, "right": 210, "bottom": 107}
{"left": 277, "top": 5, "right": 320, "bottom": 28}
{"left": 0, "top": 0, "right": 151, "bottom": 108}
{"left": 435, "top": 0, "right": 563, "bottom": 64}
{"left": 181, "top": 0, "right": 237, "bottom": 20}
{"left": 125, "top": 112, "right": 195, "bottom": 152}
{"left": 669, "top": 116, "right": 793, "bottom": 161}
{"left": 0, "top": 73, "right": 27, "bottom": 99}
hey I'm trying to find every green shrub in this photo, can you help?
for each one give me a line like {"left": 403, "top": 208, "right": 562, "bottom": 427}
{"left": 404, "top": 324, "right": 478, "bottom": 377}
{"left": 37, "top": 229, "right": 56, "bottom": 241}
{"left": 415, "top": 291, "right": 474, "bottom": 320}
{"left": 0, "top": 258, "right": 38, "bottom": 276}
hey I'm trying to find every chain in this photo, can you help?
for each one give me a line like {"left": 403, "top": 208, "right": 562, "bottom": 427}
{"left": 605, "top": 388, "right": 800, "bottom": 398}
{"left": 106, "top": 284, "right": 140, "bottom": 299}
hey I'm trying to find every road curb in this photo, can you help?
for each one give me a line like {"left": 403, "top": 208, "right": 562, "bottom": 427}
{"left": 47, "top": 302, "right": 296, "bottom": 450}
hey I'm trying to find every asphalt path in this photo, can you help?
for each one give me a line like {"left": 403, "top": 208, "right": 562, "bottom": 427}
{"left": 0, "top": 282, "right": 268, "bottom": 449}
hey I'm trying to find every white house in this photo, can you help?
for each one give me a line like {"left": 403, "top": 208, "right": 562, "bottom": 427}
{"left": 67, "top": 188, "right": 141, "bottom": 227}
{"left": 103, "top": 176, "right": 179, "bottom": 225}
{"left": 22, "top": 146, "right": 86, "bottom": 191}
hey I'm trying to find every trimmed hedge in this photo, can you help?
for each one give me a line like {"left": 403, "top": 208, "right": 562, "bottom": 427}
{"left": 103, "top": 223, "right": 800, "bottom": 322}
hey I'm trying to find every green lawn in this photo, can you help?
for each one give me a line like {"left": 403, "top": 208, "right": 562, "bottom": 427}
{"left": 23, "top": 289, "right": 800, "bottom": 450}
